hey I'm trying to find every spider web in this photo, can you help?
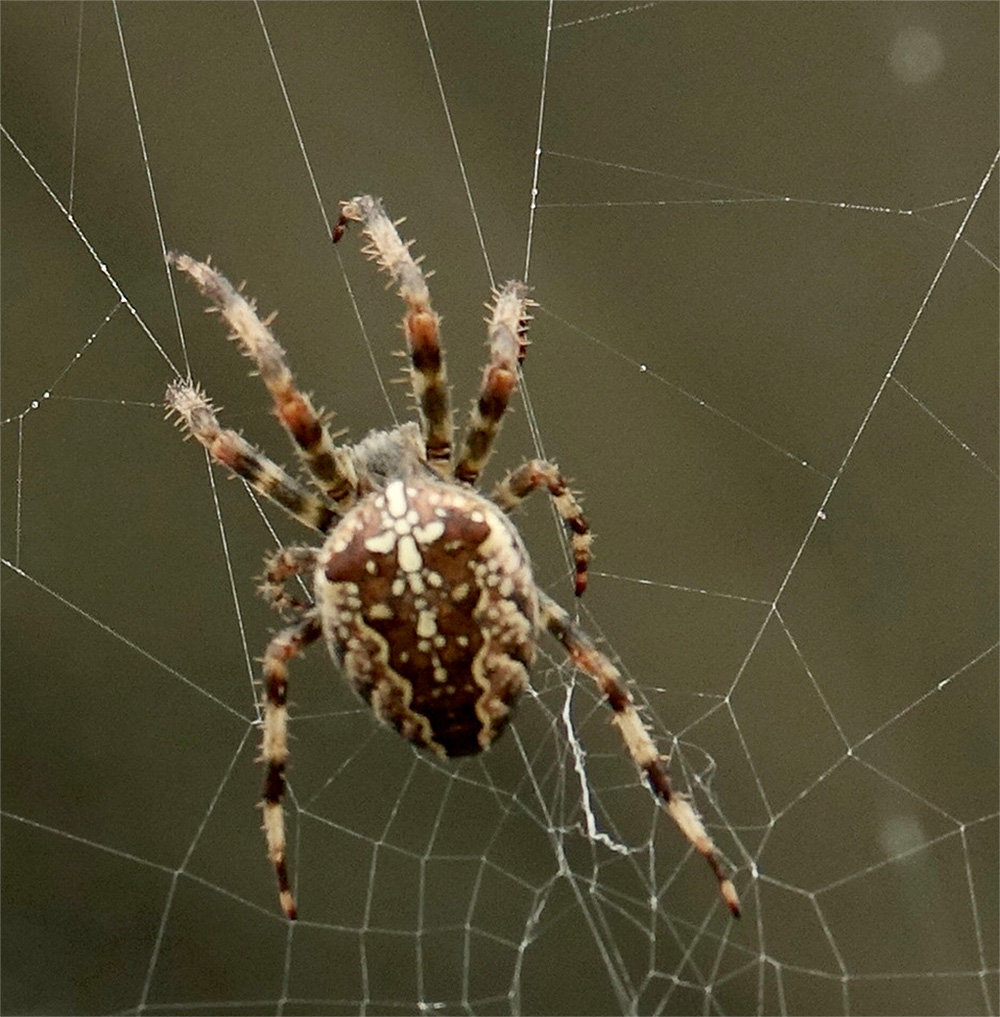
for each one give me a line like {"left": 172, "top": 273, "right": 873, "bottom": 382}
{"left": 2, "top": 3, "right": 997, "bottom": 1015}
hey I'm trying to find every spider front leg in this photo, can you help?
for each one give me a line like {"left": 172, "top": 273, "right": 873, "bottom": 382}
{"left": 492, "top": 461, "right": 592, "bottom": 596}
{"left": 165, "top": 381, "right": 337, "bottom": 533}
{"left": 259, "top": 610, "right": 323, "bottom": 920}
{"left": 454, "top": 281, "right": 533, "bottom": 485}
{"left": 335, "top": 196, "right": 453, "bottom": 475}
{"left": 538, "top": 592, "right": 741, "bottom": 917}
{"left": 168, "top": 253, "right": 359, "bottom": 509}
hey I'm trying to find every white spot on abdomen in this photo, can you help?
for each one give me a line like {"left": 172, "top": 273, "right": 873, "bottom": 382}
{"left": 385, "top": 480, "right": 408, "bottom": 518}
{"left": 397, "top": 534, "right": 421, "bottom": 573}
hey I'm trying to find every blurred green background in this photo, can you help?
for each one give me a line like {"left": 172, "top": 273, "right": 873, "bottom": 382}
{"left": 2, "top": 3, "right": 997, "bottom": 1015}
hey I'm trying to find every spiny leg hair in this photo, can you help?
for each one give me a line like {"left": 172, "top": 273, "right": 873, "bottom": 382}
{"left": 454, "top": 281, "right": 533, "bottom": 486}
{"left": 334, "top": 196, "right": 452, "bottom": 475}
{"left": 259, "top": 545, "right": 320, "bottom": 615}
{"left": 538, "top": 592, "right": 741, "bottom": 917}
{"left": 259, "top": 611, "right": 323, "bottom": 921}
{"left": 492, "top": 460, "right": 592, "bottom": 596}
{"left": 168, "top": 252, "right": 359, "bottom": 508}
{"left": 165, "top": 381, "right": 336, "bottom": 533}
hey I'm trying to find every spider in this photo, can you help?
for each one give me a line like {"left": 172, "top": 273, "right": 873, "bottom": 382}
{"left": 165, "top": 195, "right": 740, "bottom": 920}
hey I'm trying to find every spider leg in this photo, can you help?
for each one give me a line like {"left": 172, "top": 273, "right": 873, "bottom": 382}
{"left": 168, "top": 253, "right": 359, "bottom": 508}
{"left": 538, "top": 592, "right": 741, "bottom": 917}
{"left": 491, "top": 460, "right": 592, "bottom": 596}
{"left": 165, "top": 381, "right": 337, "bottom": 532}
{"left": 335, "top": 196, "right": 452, "bottom": 476}
{"left": 259, "top": 609, "right": 323, "bottom": 921}
{"left": 454, "top": 281, "right": 533, "bottom": 486}
{"left": 259, "top": 545, "right": 320, "bottom": 614}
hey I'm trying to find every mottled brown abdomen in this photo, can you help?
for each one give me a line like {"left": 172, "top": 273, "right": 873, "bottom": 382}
{"left": 316, "top": 478, "right": 538, "bottom": 757}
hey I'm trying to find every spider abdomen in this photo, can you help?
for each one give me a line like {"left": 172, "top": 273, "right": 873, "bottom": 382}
{"left": 317, "top": 478, "right": 538, "bottom": 757}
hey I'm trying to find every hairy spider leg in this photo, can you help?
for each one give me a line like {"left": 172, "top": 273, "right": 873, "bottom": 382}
{"left": 165, "top": 381, "right": 336, "bottom": 532}
{"left": 259, "top": 545, "right": 320, "bottom": 614}
{"left": 492, "top": 460, "right": 592, "bottom": 596}
{"left": 538, "top": 592, "right": 741, "bottom": 917}
{"left": 335, "top": 196, "right": 453, "bottom": 476}
{"left": 169, "top": 253, "right": 359, "bottom": 509}
{"left": 454, "top": 281, "right": 533, "bottom": 486}
{"left": 259, "top": 610, "right": 323, "bottom": 921}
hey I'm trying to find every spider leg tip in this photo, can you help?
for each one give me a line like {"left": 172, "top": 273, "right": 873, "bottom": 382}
{"left": 280, "top": 891, "right": 298, "bottom": 921}
{"left": 722, "top": 880, "right": 741, "bottom": 918}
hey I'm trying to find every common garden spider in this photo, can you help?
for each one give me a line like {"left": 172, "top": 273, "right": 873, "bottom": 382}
{"left": 165, "top": 195, "right": 740, "bottom": 920}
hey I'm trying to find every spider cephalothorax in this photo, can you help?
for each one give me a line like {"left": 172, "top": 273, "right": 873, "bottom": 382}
{"left": 165, "top": 195, "right": 740, "bottom": 921}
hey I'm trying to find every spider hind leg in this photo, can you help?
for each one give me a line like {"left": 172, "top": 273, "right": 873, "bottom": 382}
{"left": 259, "top": 610, "right": 323, "bottom": 920}
{"left": 538, "top": 592, "right": 740, "bottom": 917}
